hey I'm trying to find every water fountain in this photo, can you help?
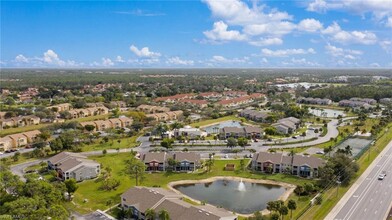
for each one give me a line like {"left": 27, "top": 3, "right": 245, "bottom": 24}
{"left": 238, "top": 178, "right": 246, "bottom": 192}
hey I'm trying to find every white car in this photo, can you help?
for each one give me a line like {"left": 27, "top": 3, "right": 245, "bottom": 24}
{"left": 378, "top": 173, "right": 386, "bottom": 180}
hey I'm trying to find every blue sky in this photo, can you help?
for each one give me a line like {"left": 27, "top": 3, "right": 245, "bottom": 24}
{"left": 1, "top": 0, "right": 392, "bottom": 68}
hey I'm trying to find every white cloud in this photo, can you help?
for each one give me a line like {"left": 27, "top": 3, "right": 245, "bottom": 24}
{"left": 203, "top": 0, "right": 292, "bottom": 26}
{"left": 43, "top": 49, "right": 66, "bottom": 66}
{"left": 306, "top": 0, "right": 392, "bottom": 27}
{"left": 203, "top": 21, "right": 247, "bottom": 41}
{"left": 14, "top": 50, "right": 79, "bottom": 67}
{"left": 249, "top": 37, "right": 283, "bottom": 46}
{"left": 114, "top": 9, "right": 165, "bottom": 16}
{"left": 130, "top": 45, "right": 161, "bottom": 58}
{"left": 15, "top": 54, "right": 29, "bottom": 63}
{"left": 321, "top": 22, "right": 377, "bottom": 44}
{"left": 325, "top": 44, "right": 363, "bottom": 58}
{"left": 243, "top": 22, "right": 296, "bottom": 36}
{"left": 297, "top": 18, "right": 323, "bottom": 32}
{"left": 261, "top": 58, "right": 268, "bottom": 63}
{"left": 282, "top": 58, "right": 320, "bottom": 66}
{"left": 166, "top": 57, "right": 194, "bottom": 65}
{"left": 380, "top": 40, "right": 392, "bottom": 53}
{"left": 370, "top": 62, "right": 381, "bottom": 67}
{"left": 260, "top": 48, "right": 316, "bottom": 57}
{"left": 210, "top": 55, "right": 249, "bottom": 63}
{"left": 307, "top": 0, "right": 330, "bottom": 12}
{"left": 202, "top": 0, "right": 298, "bottom": 44}
{"left": 0, "top": 61, "right": 6, "bottom": 65}
{"left": 101, "top": 58, "right": 114, "bottom": 66}
{"left": 387, "top": 16, "right": 392, "bottom": 27}
{"left": 115, "top": 56, "right": 125, "bottom": 63}
{"left": 127, "top": 58, "right": 160, "bottom": 65}
{"left": 325, "top": 44, "right": 364, "bottom": 63}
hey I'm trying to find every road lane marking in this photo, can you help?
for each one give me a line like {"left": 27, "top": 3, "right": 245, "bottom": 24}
{"left": 343, "top": 148, "right": 392, "bottom": 220}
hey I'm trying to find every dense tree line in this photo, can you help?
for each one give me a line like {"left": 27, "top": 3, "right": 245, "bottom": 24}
{"left": 304, "top": 85, "right": 392, "bottom": 101}
{"left": 0, "top": 165, "right": 69, "bottom": 220}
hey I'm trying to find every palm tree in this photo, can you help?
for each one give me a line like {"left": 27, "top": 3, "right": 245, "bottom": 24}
{"left": 287, "top": 199, "right": 297, "bottom": 219}
{"left": 288, "top": 150, "right": 295, "bottom": 174}
{"left": 158, "top": 209, "right": 170, "bottom": 220}
{"left": 267, "top": 201, "right": 275, "bottom": 217}
{"left": 279, "top": 205, "right": 289, "bottom": 220}
{"left": 345, "top": 145, "right": 353, "bottom": 156}
{"left": 145, "top": 208, "right": 156, "bottom": 220}
{"left": 324, "top": 145, "right": 333, "bottom": 157}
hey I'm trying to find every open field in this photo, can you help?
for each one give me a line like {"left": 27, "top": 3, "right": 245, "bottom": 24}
{"left": 81, "top": 135, "right": 140, "bottom": 152}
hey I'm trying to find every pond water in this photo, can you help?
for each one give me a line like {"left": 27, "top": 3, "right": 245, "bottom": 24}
{"left": 203, "top": 120, "right": 242, "bottom": 134}
{"left": 309, "top": 108, "right": 345, "bottom": 118}
{"left": 174, "top": 179, "right": 286, "bottom": 214}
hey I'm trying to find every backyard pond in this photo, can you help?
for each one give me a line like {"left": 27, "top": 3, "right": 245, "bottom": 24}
{"left": 172, "top": 178, "right": 289, "bottom": 214}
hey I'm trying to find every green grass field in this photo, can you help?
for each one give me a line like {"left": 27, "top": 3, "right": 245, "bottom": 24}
{"left": 81, "top": 135, "right": 140, "bottom": 152}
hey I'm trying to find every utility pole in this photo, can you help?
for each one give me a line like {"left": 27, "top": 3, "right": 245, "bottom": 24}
{"left": 336, "top": 178, "right": 342, "bottom": 197}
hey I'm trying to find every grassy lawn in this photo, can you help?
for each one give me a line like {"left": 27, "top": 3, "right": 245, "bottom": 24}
{"left": 299, "top": 123, "right": 392, "bottom": 220}
{"left": 1, "top": 152, "right": 41, "bottom": 166}
{"left": 81, "top": 135, "right": 140, "bottom": 152}
{"left": 0, "top": 114, "right": 111, "bottom": 137}
{"left": 0, "top": 124, "right": 48, "bottom": 137}
{"left": 340, "top": 118, "right": 380, "bottom": 134}
{"left": 190, "top": 116, "right": 240, "bottom": 127}
{"left": 71, "top": 154, "right": 313, "bottom": 214}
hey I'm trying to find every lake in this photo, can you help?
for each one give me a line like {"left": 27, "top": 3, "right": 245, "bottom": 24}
{"left": 174, "top": 179, "right": 286, "bottom": 214}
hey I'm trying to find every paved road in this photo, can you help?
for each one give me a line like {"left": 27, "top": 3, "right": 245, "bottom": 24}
{"left": 326, "top": 139, "right": 392, "bottom": 220}
{"left": 10, "top": 159, "right": 44, "bottom": 181}
{"left": 0, "top": 148, "right": 34, "bottom": 159}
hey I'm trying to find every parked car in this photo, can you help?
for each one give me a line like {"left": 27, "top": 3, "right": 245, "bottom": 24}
{"left": 316, "top": 151, "right": 325, "bottom": 155}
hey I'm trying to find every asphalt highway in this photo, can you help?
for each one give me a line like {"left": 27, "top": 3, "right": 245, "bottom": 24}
{"left": 326, "top": 139, "right": 392, "bottom": 220}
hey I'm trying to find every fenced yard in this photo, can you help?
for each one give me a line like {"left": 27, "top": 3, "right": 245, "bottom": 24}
{"left": 335, "top": 137, "right": 373, "bottom": 158}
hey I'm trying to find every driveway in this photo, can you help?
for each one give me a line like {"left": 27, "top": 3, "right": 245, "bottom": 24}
{"left": 10, "top": 159, "right": 44, "bottom": 182}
